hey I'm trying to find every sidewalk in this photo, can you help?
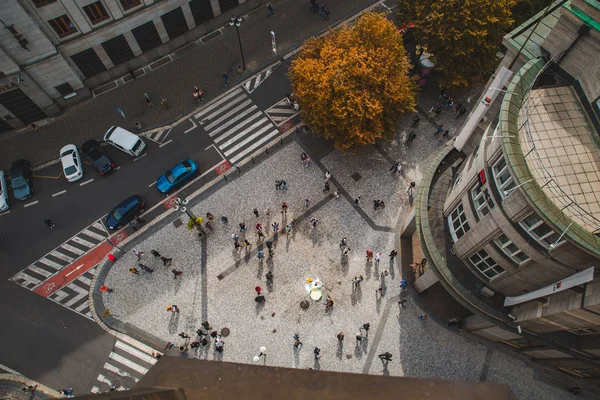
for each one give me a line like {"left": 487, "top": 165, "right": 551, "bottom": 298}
{"left": 0, "top": 0, "right": 380, "bottom": 172}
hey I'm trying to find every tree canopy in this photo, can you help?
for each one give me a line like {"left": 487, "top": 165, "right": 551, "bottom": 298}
{"left": 397, "top": 0, "right": 516, "bottom": 88}
{"left": 289, "top": 12, "right": 416, "bottom": 152}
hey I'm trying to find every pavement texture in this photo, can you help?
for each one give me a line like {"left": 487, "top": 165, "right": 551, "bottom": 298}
{"left": 0, "top": 0, "right": 382, "bottom": 171}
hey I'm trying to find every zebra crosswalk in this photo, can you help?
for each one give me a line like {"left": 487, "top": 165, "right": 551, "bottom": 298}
{"left": 242, "top": 66, "right": 274, "bottom": 93}
{"left": 47, "top": 266, "right": 97, "bottom": 320}
{"left": 142, "top": 127, "right": 171, "bottom": 144}
{"left": 91, "top": 339, "right": 159, "bottom": 394}
{"left": 195, "top": 87, "right": 281, "bottom": 164}
{"left": 265, "top": 98, "right": 300, "bottom": 124}
{"left": 10, "top": 220, "right": 108, "bottom": 290}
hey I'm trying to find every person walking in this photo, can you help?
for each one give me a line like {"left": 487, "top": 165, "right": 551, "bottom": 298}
{"left": 389, "top": 160, "right": 400, "bottom": 172}
{"left": 221, "top": 215, "right": 228, "bottom": 223}
{"left": 337, "top": 331, "right": 345, "bottom": 341}
{"left": 323, "top": 182, "right": 330, "bottom": 193}
{"left": 418, "top": 314, "right": 428, "bottom": 321}
{"left": 389, "top": 249, "right": 398, "bottom": 259}
{"left": 400, "top": 279, "right": 408, "bottom": 291}
{"left": 312, "top": 1, "right": 319, "bottom": 13}
{"left": 257, "top": 230, "right": 265, "bottom": 240}
{"left": 343, "top": 247, "right": 351, "bottom": 257}
{"left": 324, "top": 7, "right": 330, "bottom": 19}
{"left": 375, "top": 252, "right": 382, "bottom": 264}
{"left": 406, "top": 131, "right": 417, "bottom": 146}
{"left": 179, "top": 332, "right": 191, "bottom": 339}
{"left": 151, "top": 249, "right": 162, "bottom": 258}
{"left": 129, "top": 267, "right": 140, "bottom": 275}
{"left": 234, "top": 240, "right": 241, "bottom": 252}
{"left": 366, "top": 249, "right": 374, "bottom": 260}
{"left": 304, "top": 199, "right": 310, "bottom": 208}
{"left": 160, "top": 256, "right": 172, "bottom": 266}
{"left": 362, "top": 323, "right": 370, "bottom": 335}
{"left": 281, "top": 180, "right": 288, "bottom": 190}
{"left": 293, "top": 333, "right": 303, "bottom": 348}
{"left": 378, "top": 352, "right": 393, "bottom": 363}
{"left": 222, "top": 73, "right": 229, "bottom": 87}
{"left": 133, "top": 249, "right": 144, "bottom": 261}
{"left": 355, "top": 331, "right": 363, "bottom": 343}
{"left": 255, "top": 286, "right": 263, "bottom": 295}
{"left": 265, "top": 207, "right": 271, "bottom": 216}
{"left": 325, "top": 295, "right": 334, "bottom": 309}
{"left": 139, "top": 263, "right": 154, "bottom": 273}
{"left": 456, "top": 106, "right": 466, "bottom": 119}
{"left": 167, "top": 304, "right": 180, "bottom": 313}
{"left": 340, "top": 237, "right": 348, "bottom": 249}
{"left": 243, "top": 239, "right": 252, "bottom": 249}
{"left": 373, "top": 199, "right": 380, "bottom": 211}
{"left": 281, "top": 202, "right": 288, "bottom": 214}
{"left": 354, "top": 196, "right": 361, "bottom": 206}
{"left": 215, "top": 336, "right": 225, "bottom": 352}
{"left": 411, "top": 115, "right": 420, "bottom": 127}
{"left": 275, "top": 180, "right": 281, "bottom": 190}
{"left": 99, "top": 285, "right": 113, "bottom": 293}
{"left": 161, "top": 98, "right": 169, "bottom": 110}
{"left": 267, "top": 3, "right": 274, "bottom": 16}
{"left": 313, "top": 347, "right": 322, "bottom": 360}
{"left": 172, "top": 269, "right": 183, "bottom": 279}
{"left": 434, "top": 124, "right": 444, "bottom": 135}
{"left": 253, "top": 208, "right": 259, "bottom": 218}
{"left": 44, "top": 218, "right": 56, "bottom": 229}
{"left": 239, "top": 222, "right": 246, "bottom": 232}
{"left": 143, "top": 92, "right": 153, "bottom": 107}
{"left": 398, "top": 298, "right": 407, "bottom": 309}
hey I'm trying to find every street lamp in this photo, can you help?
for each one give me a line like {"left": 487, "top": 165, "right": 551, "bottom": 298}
{"left": 229, "top": 17, "right": 246, "bottom": 71}
{"left": 549, "top": 222, "right": 573, "bottom": 248}
{"left": 503, "top": 179, "right": 533, "bottom": 197}
{"left": 253, "top": 346, "right": 267, "bottom": 362}
{"left": 173, "top": 197, "right": 194, "bottom": 220}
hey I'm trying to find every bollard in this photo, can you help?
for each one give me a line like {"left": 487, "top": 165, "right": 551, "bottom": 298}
{"left": 266, "top": 147, "right": 269, "bottom": 155}
{"left": 224, "top": 175, "right": 228, "bottom": 181}
{"left": 236, "top": 165, "right": 241, "bottom": 173}
{"left": 252, "top": 157, "right": 255, "bottom": 164}
{"left": 280, "top": 137, "right": 283, "bottom": 145}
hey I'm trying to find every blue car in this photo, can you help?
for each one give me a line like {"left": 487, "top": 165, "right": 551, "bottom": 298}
{"left": 156, "top": 159, "right": 198, "bottom": 193}
{"left": 105, "top": 195, "right": 145, "bottom": 230}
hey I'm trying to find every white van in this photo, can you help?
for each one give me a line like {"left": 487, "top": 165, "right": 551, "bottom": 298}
{"left": 103, "top": 126, "right": 146, "bottom": 157}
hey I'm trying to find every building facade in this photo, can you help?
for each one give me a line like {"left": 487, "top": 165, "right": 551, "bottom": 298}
{"left": 411, "top": 0, "right": 600, "bottom": 385}
{"left": 0, "top": 0, "right": 251, "bottom": 131}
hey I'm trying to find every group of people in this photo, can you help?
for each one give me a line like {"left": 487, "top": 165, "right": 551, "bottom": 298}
{"left": 192, "top": 85, "right": 204, "bottom": 102}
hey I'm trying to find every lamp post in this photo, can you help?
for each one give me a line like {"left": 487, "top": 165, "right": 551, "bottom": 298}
{"left": 503, "top": 179, "right": 533, "bottom": 197}
{"left": 230, "top": 17, "right": 246, "bottom": 71}
{"left": 253, "top": 346, "right": 267, "bottom": 362}
{"left": 549, "top": 222, "right": 573, "bottom": 248}
{"left": 174, "top": 197, "right": 205, "bottom": 236}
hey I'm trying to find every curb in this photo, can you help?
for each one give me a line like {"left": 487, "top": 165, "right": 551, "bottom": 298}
{"left": 0, "top": 373, "right": 61, "bottom": 398}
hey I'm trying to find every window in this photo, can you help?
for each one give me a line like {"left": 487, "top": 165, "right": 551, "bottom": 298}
{"left": 448, "top": 203, "right": 470, "bottom": 242}
{"left": 471, "top": 185, "right": 490, "bottom": 219}
{"left": 83, "top": 1, "right": 110, "bottom": 24}
{"left": 49, "top": 15, "right": 77, "bottom": 37}
{"left": 120, "top": 0, "right": 141, "bottom": 10}
{"left": 494, "top": 234, "right": 530, "bottom": 265}
{"left": 33, "top": 0, "right": 57, "bottom": 6}
{"left": 469, "top": 249, "right": 506, "bottom": 280}
{"left": 55, "top": 83, "right": 75, "bottom": 97}
{"left": 451, "top": 172, "right": 462, "bottom": 192}
{"left": 569, "top": 327, "right": 600, "bottom": 336}
{"left": 519, "top": 214, "right": 562, "bottom": 249}
{"left": 492, "top": 157, "right": 516, "bottom": 198}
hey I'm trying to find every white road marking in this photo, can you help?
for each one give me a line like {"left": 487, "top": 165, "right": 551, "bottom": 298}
{"left": 24, "top": 200, "right": 39, "bottom": 208}
{"left": 115, "top": 340, "right": 158, "bottom": 365}
{"left": 52, "top": 190, "right": 67, "bottom": 197}
{"left": 208, "top": 105, "right": 258, "bottom": 137}
{"left": 0, "top": 210, "right": 10, "bottom": 216}
{"left": 184, "top": 118, "right": 197, "bottom": 134}
{"left": 81, "top": 228, "right": 105, "bottom": 241}
{"left": 28, "top": 265, "right": 52, "bottom": 277}
{"left": 230, "top": 129, "right": 280, "bottom": 163}
{"left": 149, "top": 181, "right": 156, "bottom": 187}
{"left": 108, "top": 352, "right": 149, "bottom": 375}
{"left": 114, "top": 166, "right": 121, "bottom": 171}
{"left": 0, "top": 363, "right": 22, "bottom": 375}
{"left": 133, "top": 153, "right": 147, "bottom": 162}
{"left": 194, "top": 88, "right": 244, "bottom": 119}
{"left": 71, "top": 235, "right": 96, "bottom": 248}
{"left": 80, "top": 178, "right": 94, "bottom": 186}
{"left": 50, "top": 250, "right": 74, "bottom": 262}
{"left": 159, "top": 139, "right": 172, "bottom": 148}
{"left": 61, "top": 243, "right": 85, "bottom": 256}
{"left": 66, "top": 263, "right": 86, "bottom": 277}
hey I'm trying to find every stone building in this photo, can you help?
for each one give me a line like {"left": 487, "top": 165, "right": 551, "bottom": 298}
{"left": 408, "top": 0, "right": 600, "bottom": 386}
{"left": 0, "top": 0, "right": 251, "bottom": 131}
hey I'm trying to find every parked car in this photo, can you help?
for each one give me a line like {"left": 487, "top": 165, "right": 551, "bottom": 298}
{"left": 105, "top": 195, "right": 145, "bottom": 230}
{"left": 156, "top": 159, "right": 198, "bottom": 193}
{"left": 81, "top": 139, "right": 114, "bottom": 175}
{"left": 103, "top": 126, "right": 146, "bottom": 157}
{"left": 10, "top": 159, "right": 33, "bottom": 201}
{"left": 0, "top": 170, "right": 9, "bottom": 212}
{"left": 60, "top": 144, "right": 83, "bottom": 182}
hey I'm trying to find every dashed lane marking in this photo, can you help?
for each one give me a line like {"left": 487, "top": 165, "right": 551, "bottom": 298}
{"left": 159, "top": 139, "right": 172, "bottom": 148}
{"left": 52, "top": 190, "right": 67, "bottom": 197}
{"left": 148, "top": 181, "right": 156, "bottom": 187}
{"left": 24, "top": 200, "right": 39, "bottom": 208}
{"left": 80, "top": 178, "right": 94, "bottom": 186}
{"left": 133, "top": 153, "right": 147, "bottom": 162}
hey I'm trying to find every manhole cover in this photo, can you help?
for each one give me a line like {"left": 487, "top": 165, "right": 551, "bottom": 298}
{"left": 351, "top": 173, "right": 361, "bottom": 182}
{"left": 221, "top": 328, "right": 230, "bottom": 337}
{"left": 173, "top": 218, "right": 183, "bottom": 228}
{"left": 300, "top": 300, "right": 310, "bottom": 310}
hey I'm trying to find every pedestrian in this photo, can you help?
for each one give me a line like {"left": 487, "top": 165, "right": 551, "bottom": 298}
{"left": 441, "top": 130, "right": 450, "bottom": 140}
{"left": 293, "top": 333, "right": 303, "bottom": 348}
{"left": 323, "top": 182, "right": 330, "bottom": 193}
{"left": 304, "top": 199, "right": 310, "bottom": 208}
{"left": 324, "top": 7, "right": 330, "bottom": 19}
{"left": 266, "top": 241, "right": 273, "bottom": 249}
{"left": 406, "top": 131, "right": 417, "bottom": 146}
{"left": 267, "top": 3, "right": 274, "bottom": 16}
{"left": 373, "top": 199, "right": 380, "bottom": 211}
{"left": 266, "top": 270, "right": 273, "bottom": 282}
{"left": 257, "top": 230, "right": 265, "bottom": 240}
{"left": 418, "top": 314, "right": 428, "bottom": 321}
{"left": 172, "top": 269, "right": 183, "bottom": 279}
{"left": 272, "top": 222, "right": 279, "bottom": 232}
{"left": 59, "top": 388, "right": 73, "bottom": 396}
{"left": 255, "top": 285, "right": 262, "bottom": 295}
{"left": 281, "top": 180, "right": 288, "bottom": 190}
{"left": 389, "top": 249, "right": 398, "bottom": 259}
{"left": 31, "top": 123, "right": 39, "bottom": 131}
{"left": 243, "top": 239, "right": 251, "bottom": 249}
{"left": 206, "top": 212, "right": 214, "bottom": 221}
{"left": 129, "top": 267, "right": 140, "bottom": 275}
{"left": 324, "top": 171, "right": 331, "bottom": 182}
{"left": 447, "top": 317, "right": 460, "bottom": 327}
{"left": 167, "top": 305, "right": 180, "bottom": 313}
{"left": 275, "top": 180, "right": 281, "bottom": 190}
{"left": 354, "top": 196, "right": 361, "bottom": 206}
{"left": 215, "top": 336, "right": 224, "bottom": 352}
{"left": 234, "top": 241, "right": 241, "bottom": 251}
{"left": 139, "top": 263, "right": 154, "bottom": 273}
{"left": 333, "top": 190, "right": 340, "bottom": 199}
{"left": 356, "top": 331, "right": 363, "bottom": 342}
{"left": 133, "top": 248, "right": 144, "bottom": 261}
{"left": 179, "top": 332, "right": 190, "bottom": 339}
{"left": 285, "top": 224, "right": 292, "bottom": 234}
{"left": 268, "top": 247, "right": 274, "bottom": 257}
{"left": 456, "top": 106, "right": 466, "bottom": 119}
{"left": 161, "top": 256, "right": 172, "bottom": 266}
{"left": 389, "top": 160, "right": 399, "bottom": 172}
{"left": 313, "top": 347, "right": 322, "bottom": 359}
{"left": 143, "top": 92, "right": 153, "bottom": 106}
{"left": 239, "top": 222, "right": 246, "bottom": 232}
{"left": 398, "top": 298, "right": 407, "bottom": 309}
{"left": 366, "top": 249, "right": 374, "bottom": 260}
{"left": 310, "top": 217, "right": 319, "bottom": 228}
{"left": 320, "top": 4, "right": 325, "bottom": 16}
{"left": 375, "top": 252, "right": 382, "bottom": 264}
{"left": 376, "top": 287, "right": 385, "bottom": 297}
{"left": 222, "top": 72, "right": 229, "bottom": 87}
{"left": 232, "top": 233, "right": 239, "bottom": 242}
{"left": 221, "top": 215, "right": 228, "bottom": 223}
{"left": 357, "top": 274, "right": 364, "bottom": 284}
{"left": 161, "top": 98, "right": 169, "bottom": 110}
{"left": 378, "top": 352, "right": 393, "bottom": 363}
{"left": 151, "top": 249, "right": 162, "bottom": 258}
{"left": 362, "top": 323, "right": 370, "bottom": 334}
{"left": 281, "top": 202, "right": 288, "bottom": 214}
{"left": 265, "top": 207, "right": 271, "bottom": 216}
{"left": 196, "top": 328, "right": 207, "bottom": 338}
{"left": 434, "top": 124, "right": 444, "bottom": 135}
{"left": 255, "top": 293, "right": 266, "bottom": 303}
{"left": 343, "top": 247, "right": 351, "bottom": 257}
{"left": 400, "top": 279, "right": 408, "bottom": 290}
{"left": 44, "top": 218, "right": 56, "bottom": 229}
{"left": 253, "top": 208, "right": 259, "bottom": 218}
{"left": 190, "top": 341, "right": 200, "bottom": 349}
{"left": 325, "top": 295, "right": 334, "bottom": 309}
{"left": 99, "top": 285, "right": 113, "bottom": 293}
{"left": 257, "top": 250, "right": 265, "bottom": 261}
{"left": 22, "top": 385, "right": 37, "bottom": 392}
{"left": 202, "top": 321, "right": 212, "bottom": 330}
{"left": 340, "top": 237, "right": 348, "bottom": 249}
{"left": 337, "top": 331, "right": 345, "bottom": 341}
{"left": 380, "top": 269, "right": 388, "bottom": 279}
{"left": 313, "top": 1, "right": 319, "bottom": 13}
{"left": 411, "top": 115, "right": 420, "bottom": 127}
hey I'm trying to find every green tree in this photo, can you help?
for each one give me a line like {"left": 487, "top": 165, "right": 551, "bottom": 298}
{"left": 289, "top": 12, "right": 416, "bottom": 152}
{"left": 397, "top": 0, "right": 516, "bottom": 88}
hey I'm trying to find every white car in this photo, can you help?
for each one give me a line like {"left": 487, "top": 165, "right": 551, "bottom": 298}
{"left": 60, "top": 144, "right": 83, "bottom": 182}
{"left": 0, "top": 170, "right": 9, "bottom": 212}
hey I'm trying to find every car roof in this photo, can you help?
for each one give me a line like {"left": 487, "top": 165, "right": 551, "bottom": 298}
{"left": 104, "top": 126, "right": 139, "bottom": 148}
{"left": 116, "top": 195, "right": 141, "bottom": 210}
{"left": 81, "top": 139, "right": 99, "bottom": 152}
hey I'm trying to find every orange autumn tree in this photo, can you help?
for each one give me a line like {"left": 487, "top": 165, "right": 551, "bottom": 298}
{"left": 289, "top": 12, "right": 416, "bottom": 152}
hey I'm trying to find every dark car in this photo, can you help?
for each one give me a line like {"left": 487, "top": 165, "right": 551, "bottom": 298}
{"left": 81, "top": 139, "right": 114, "bottom": 175}
{"left": 105, "top": 195, "right": 145, "bottom": 230}
{"left": 10, "top": 159, "right": 33, "bottom": 200}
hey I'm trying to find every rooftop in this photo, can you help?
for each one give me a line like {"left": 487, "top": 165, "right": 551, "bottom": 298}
{"left": 519, "top": 87, "right": 600, "bottom": 232}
